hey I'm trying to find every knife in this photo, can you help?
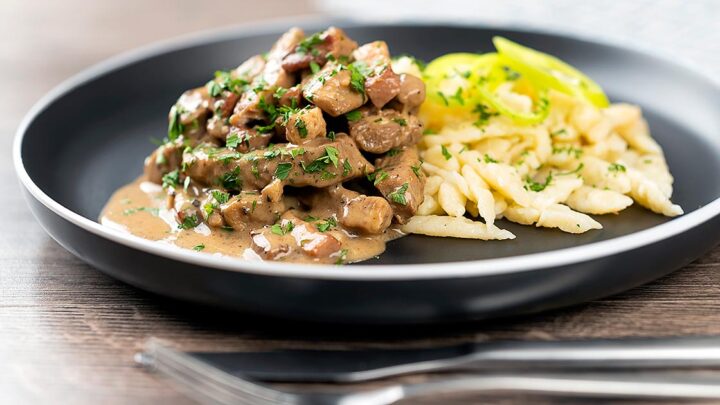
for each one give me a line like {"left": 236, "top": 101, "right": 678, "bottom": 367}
{"left": 185, "top": 336, "right": 720, "bottom": 383}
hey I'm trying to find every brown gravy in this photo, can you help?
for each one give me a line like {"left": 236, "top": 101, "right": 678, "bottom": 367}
{"left": 100, "top": 176, "right": 404, "bottom": 264}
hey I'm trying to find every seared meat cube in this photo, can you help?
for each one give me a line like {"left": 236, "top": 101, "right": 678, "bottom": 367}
{"left": 277, "top": 85, "right": 302, "bottom": 107}
{"left": 226, "top": 127, "right": 272, "bottom": 153}
{"left": 341, "top": 194, "right": 393, "bottom": 234}
{"left": 374, "top": 146, "right": 425, "bottom": 223}
{"left": 230, "top": 28, "right": 304, "bottom": 127}
{"left": 183, "top": 134, "right": 373, "bottom": 191}
{"left": 303, "top": 62, "right": 365, "bottom": 117}
{"left": 281, "top": 27, "right": 358, "bottom": 73}
{"left": 348, "top": 107, "right": 423, "bottom": 154}
{"left": 234, "top": 54, "right": 266, "bottom": 81}
{"left": 251, "top": 214, "right": 342, "bottom": 259}
{"left": 352, "top": 41, "right": 390, "bottom": 66}
{"left": 171, "top": 87, "right": 212, "bottom": 139}
{"left": 364, "top": 66, "right": 401, "bottom": 109}
{"left": 285, "top": 106, "right": 326, "bottom": 144}
{"left": 303, "top": 185, "right": 393, "bottom": 234}
{"left": 175, "top": 87, "right": 211, "bottom": 125}
{"left": 353, "top": 41, "right": 400, "bottom": 108}
{"left": 229, "top": 91, "right": 269, "bottom": 128}
{"left": 172, "top": 191, "right": 203, "bottom": 229}
{"left": 221, "top": 191, "right": 285, "bottom": 230}
{"left": 396, "top": 73, "right": 426, "bottom": 110}
{"left": 144, "top": 142, "right": 183, "bottom": 184}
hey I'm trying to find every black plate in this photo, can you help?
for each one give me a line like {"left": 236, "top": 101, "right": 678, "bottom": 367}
{"left": 14, "top": 19, "right": 720, "bottom": 323}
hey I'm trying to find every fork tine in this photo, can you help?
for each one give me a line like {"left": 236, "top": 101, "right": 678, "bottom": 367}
{"left": 140, "top": 338, "right": 298, "bottom": 405}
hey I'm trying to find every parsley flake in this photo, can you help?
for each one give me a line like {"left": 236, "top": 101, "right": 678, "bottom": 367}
{"left": 274, "top": 162, "right": 293, "bottom": 180}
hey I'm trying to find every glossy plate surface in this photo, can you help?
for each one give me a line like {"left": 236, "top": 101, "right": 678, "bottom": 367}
{"left": 14, "top": 19, "right": 720, "bottom": 323}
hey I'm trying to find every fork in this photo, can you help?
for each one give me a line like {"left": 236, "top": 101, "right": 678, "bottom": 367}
{"left": 138, "top": 340, "right": 720, "bottom": 404}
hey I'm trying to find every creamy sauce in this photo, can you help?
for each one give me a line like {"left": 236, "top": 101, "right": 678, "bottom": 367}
{"left": 100, "top": 176, "right": 404, "bottom": 264}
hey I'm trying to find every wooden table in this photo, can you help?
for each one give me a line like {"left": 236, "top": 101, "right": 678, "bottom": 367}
{"left": 3, "top": 2, "right": 720, "bottom": 404}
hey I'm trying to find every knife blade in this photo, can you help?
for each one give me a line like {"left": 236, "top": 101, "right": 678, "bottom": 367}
{"left": 187, "top": 336, "right": 720, "bottom": 383}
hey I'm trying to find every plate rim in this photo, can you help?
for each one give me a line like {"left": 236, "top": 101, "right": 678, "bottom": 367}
{"left": 13, "top": 17, "right": 720, "bottom": 281}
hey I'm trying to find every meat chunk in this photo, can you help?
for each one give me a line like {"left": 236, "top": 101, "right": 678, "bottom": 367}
{"left": 277, "top": 85, "right": 302, "bottom": 107}
{"left": 251, "top": 214, "right": 341, "bottom": 260}
{"left": 303, "top": 185, "right": 393, "bottom": 234}
{"left": 175, "top": 87, "right": 211, "bottom": 125}
{"left": 281, "top": 27, "right": 358, "bottom": 73}
{"left": 364, "top": 67, "right": 401, "bottom": 109}
{"left": 374, "top": 146, "right": 425, "bottom": 223}
{"left": 226, "top": 127, "right": 272, "bottom": 153}
{"left": 348, "top": 108, "right": 423, "bottom": 154}
{"left": 144, "top": 142, "right": 183, "bottom": 184}
{"left": 396, "top": 74, "right": 426, "bottom": 110}
{"left": 303, "top": 63, "right": 366, "bottom": 116}
{"left": 234, "top": 55, "right": 266, "bottom": 80}
{"left": 230, "top": 28, "right": 304, "bottom": 127}
{"left": 284, "top": 106, "right": 326, "bottom": 144}
{"left": 352, "top": 41, "right": 390, "bottom": 66}
{"left": 171, "top": 87, "right": 212, "bottom": 139}
{"left": 352, "top": 41, "right": 400, "bottom": 108}
{"left": 183, "top": 134, "right": 373, "bottom": 191}
{"left": 221, "top": 191, "right": 285, "bottom": 230}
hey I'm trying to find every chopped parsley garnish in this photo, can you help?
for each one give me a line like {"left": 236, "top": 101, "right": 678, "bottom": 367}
{"left": 208, "top": 70, "right": 248, "bottom": 95}
{"left": 450, "top": 87, "right": 464, "bottom": 105}
{"left": 183, "top": 176, "right": 191, "bottom": 192}
{"left": 219, "top": 167, "right": 241, "bottom": 190}
{"left": 552, "top": 145, "right": 583, "bottom": 159}
{"left": 347, "top": 62, "right": 368, "bottom": 96}
{"left": 386, "top": 148, "right": 400, "bottom": 157}
{"left": 473, "top": 103, "right": 498, "bottom": 126}
{"left": 411, "top": 163, "right": 422, "bottom": 178}
{"left": 525, "top": 174, "right": 553, "bottom": 192}
{"left": 422, "top": 128, "right": 436, "bottom": 135}
{"left": 335, "top": 248, "right": 349, "bottom": 265}
{"left": 345, "top": 110, "right": 362, "bottom": 122}
{"left": 211, "top": 190, "right": 230, "bottom": 204}
{"left": 326, "top": 131, "right": 336, "bottom": 140}
{"left": 122, "top": 207, "right": 159, "bottom": 216}
{"left": 263, "top": 148, "right": 281, "bottom": 159}
{"left": 316, "top": 217, "right": 337, "bottom": 232}
{"left": 168, "top": 105, "right": 184, "bottom": 141}
{"left": 226, "top": 133, "right": 241, "bottom": 149}
{"left": 388, "top": 183, "right": 409, "bottom": 205}
{"left": 550, "top": 128, "right": 567, "bottom": 137}
{"left": 193, "top": 244, "right": 205, "bottom": 251}
{"left": 161, "top": 170, "right": 180, "bottom": 189}
{"left": 273, "top": 87, "right": 288, "bottom": 99}
{"left": 274, "top": 162, "right": 293, "bottom": 180}
{"left": 294, "top": 117, "right": 308, "bottom": 138}
{"left": 392, "top": 118, "right": 407, "bottom": 126}
{"left": 436, "top": 91, "right": 449, "bottom": 106}
{"left": 482, "top": 154, "right": 499, "bottom": 164}
{"left": 325, "top": 146, "right": 339, "bottom": 167}
{"left": 502, "top": 65, "right": 521, "bottom": 81}
{"left": 301, "top": 146, "right": 340, "bottom": 173}
{"left": 441, "top": 145, "right": 452, "bottom": 160}
{"left": 342, "top": 159, "right": 352, "bottom": 176}
{"left": 295, "top": 32, "right": 324, "bottom": 55}
{"left": 270, "top": 220, "right": 294, "bottom": 235}
{"left": 608, "top": 163, "right": 627, "bottom": 173}
{"left": 290, "top": 147, "right": 305, "bottom": 159}
{"left": 309, "top": 61, "right": 320, "bottom": 74}
{"left": 367, "top": 169, "right": 389, "bottom": 186}
{"left": 556, "top": 163, "right": 585, "bottom": 176}
{"left": 179, "top": 214, "right": 200, "bottom": 230}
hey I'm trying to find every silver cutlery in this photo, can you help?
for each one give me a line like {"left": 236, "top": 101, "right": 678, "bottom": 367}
{"left": 138, "top": 339, "right": 720, "bottom": 404}
{"left": 152, "top": 335, "right": 720, "bottom": 383}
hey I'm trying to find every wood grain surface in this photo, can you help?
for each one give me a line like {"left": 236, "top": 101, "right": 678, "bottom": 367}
{"left": 2, "top": 1, "right": 720, "bottom": 404}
